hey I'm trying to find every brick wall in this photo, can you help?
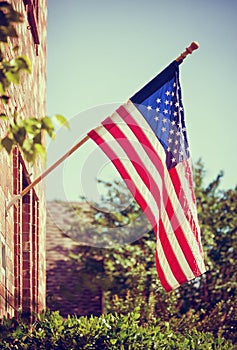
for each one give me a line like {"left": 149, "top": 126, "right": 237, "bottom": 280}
{"left": 0, "top": 0, "right": 47, "bottom": 320}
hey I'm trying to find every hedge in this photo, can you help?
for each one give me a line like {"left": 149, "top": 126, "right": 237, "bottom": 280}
{"left": 0, "top": 310, "right": 233, "bottom": 349}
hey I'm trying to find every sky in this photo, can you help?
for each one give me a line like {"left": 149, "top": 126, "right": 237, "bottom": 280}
{"left": 46, "top": 0, "right": 237, "bottom": 203}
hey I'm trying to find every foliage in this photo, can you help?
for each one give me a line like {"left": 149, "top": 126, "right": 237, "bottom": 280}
{"left": 76, "top": 179, "right": 148, "bottom": 246}
{"left": 0, "top": 310, "right": 233, "bottom": 349}
{"left": 0, "top": 1, "right": 69, "bottom": 163}
{"left": 67, "top": 161, "right": 237, "bottom": 346}
{"left": 0, "top": 112, "right": 69, "bottom": 163}
{"left": 176, "top": 160, "right": 237, "bottom": 343}
{"left": 0, "top": 1, "right": 22, "bottom": 43}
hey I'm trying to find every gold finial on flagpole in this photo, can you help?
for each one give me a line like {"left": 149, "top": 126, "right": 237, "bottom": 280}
{"left": 176, "top": 42, "right": 199, "bottom": 62}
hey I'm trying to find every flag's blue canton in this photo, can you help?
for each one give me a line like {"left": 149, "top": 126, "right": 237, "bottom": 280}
{"left": 134, "top": 71, "right": 190, "bottom": 170}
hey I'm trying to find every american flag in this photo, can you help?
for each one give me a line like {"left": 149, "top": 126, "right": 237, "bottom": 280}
{"left": 88, "top": 60, "right": 206, "bottom": 291}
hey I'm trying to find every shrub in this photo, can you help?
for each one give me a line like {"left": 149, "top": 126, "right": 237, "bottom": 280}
{"left": 0, "top": 310, "right": 233, "bottom": 349}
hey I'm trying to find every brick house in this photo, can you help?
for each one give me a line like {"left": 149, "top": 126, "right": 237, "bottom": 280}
{"left": 0, "top": 0, "right": 47, "bottom": 320}
{"left": 46, "top": 201, "right": 104, "bottom": 317}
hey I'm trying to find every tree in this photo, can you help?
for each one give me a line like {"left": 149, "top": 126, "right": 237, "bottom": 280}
{"left": 176, "top": 160, "right": 237, "bottom": 342}
{"left": 67, "top": 160, "right": 237, "bottom": 345}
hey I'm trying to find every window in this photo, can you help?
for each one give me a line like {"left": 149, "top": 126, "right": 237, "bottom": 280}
{"left": 13, "top": 148, "right": 39, "bottom": 319}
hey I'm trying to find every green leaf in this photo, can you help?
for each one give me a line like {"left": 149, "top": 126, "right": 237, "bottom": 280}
{"left": 22, "top": 138, "right": 33, "bottom": 153}
{"left": 0, "top": 84, "right": 4, "bottom": 95}
{"left": 1, "top": 136, "right": 13, "bottom": 153}
{"left": 13, "top": 56, "right": 32, "bottom": 74}
{"left": 0, "top": 2, "right": 23, "bottom": 24}
{"left": 34, "top": 143, "right": 46, "bottom": 164}
{"left": 5, "top": 69, "right": 20, "bottom": 84}
{"left": 41, "top": 116, "right": 55, "bottom": 139}
{"left": 0, "top": 74, "right": 10, "bottom": 93}
{"left": 0, "top": 113, "right": 8, "bottom": 120}
{"left": 12, "top": 126, "right": 26, "bottom": 146}
{"left": 41, "top": 116, "right": 54, "bottom": 129}
{"left": 134, "top": 312, "right": 140, "bottom": 320}
{"left": 53, "top": 114, "right": 70, "bottom": 129}
{"left": 22, "top": 150, "right": 35, "bottom": 163}
{"left": 2, "top": 25, "right": 18, "bottom": 38}
{"left": 24, "top": 118, "right": 41, "bottom": 134}
{"left": 33, "top": 132, "right": 42, "bottom": 144}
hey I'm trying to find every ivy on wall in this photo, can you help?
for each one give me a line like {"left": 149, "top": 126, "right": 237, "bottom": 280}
{"left": 0, "top": 1, "right": 69, "bottom": 164}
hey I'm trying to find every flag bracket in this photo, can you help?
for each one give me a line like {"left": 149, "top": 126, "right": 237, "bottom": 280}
{"left": 5, "top": 134, "right": 90, "bottom": 213}
{"left": 5, "top": 195, "right": 21, "bottom": 216}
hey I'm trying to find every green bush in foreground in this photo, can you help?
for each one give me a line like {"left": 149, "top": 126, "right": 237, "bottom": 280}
{"left": 0, "top": 310, "right": 233, "bottom": 350}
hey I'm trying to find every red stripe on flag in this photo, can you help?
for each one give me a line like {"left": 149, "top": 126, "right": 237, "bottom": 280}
{"left": 101, "top": 117, "right": 161, "bottom": 220}
{"left": 169, "top": 165, "right": 203, "bottom": 255}
{"left": 88, "top": 129, "right": 157, "bottom": 229}
{"left": 165, "top": 197, "right": 202, "bottom": 275}
{"left": 158, "top": 219, "right": 189, "bottom": 284}
{"left": 155, "top": 250, "right": 173, "bottom": 292}
{"left": 117, "top": 106, "right": 162, "bottom": 164}
{"left": 102, "top": 117, "right": 161, "bottom": 203}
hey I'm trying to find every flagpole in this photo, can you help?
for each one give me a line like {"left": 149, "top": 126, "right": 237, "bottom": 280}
{"left": 176, "top": 41, "right": 199, "bottom": 62}
{"left": 6, "top": 41, "right": 199, "bottom": 212}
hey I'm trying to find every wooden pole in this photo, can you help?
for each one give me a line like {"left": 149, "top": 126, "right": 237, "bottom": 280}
{"left": 176, "top": 41, "right": 199, "bottom": 62}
